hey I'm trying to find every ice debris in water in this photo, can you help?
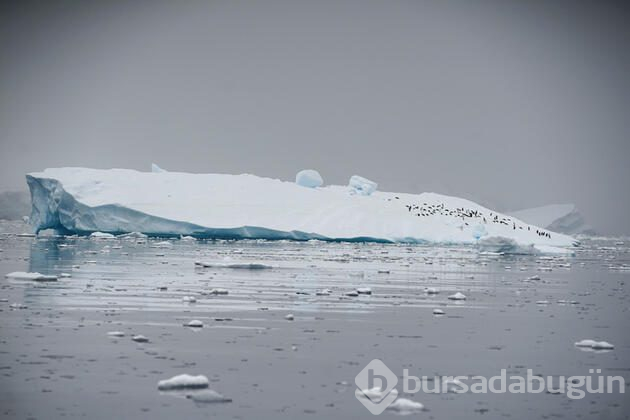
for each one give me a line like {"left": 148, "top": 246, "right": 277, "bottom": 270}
{"left": 195, "top": 261, "right": 273, "bottom": 270}
{"left": 425, "top": 287, "right": 439, "bottom": 295}
{"left": 182, "top": 296, "right": 197, "bottom": 303}
{"left": 132, "top": 335, "right": 149, "bottom": 343}
{"left": 356, "top": 287, "right": 372, "bottom": 295}
{"left": 348, "top": 175, "right": 377, "bottom": 196}
{"left": 186, "top": 389, "right": 232, "bottom": 404}
{"left": 295, "top": 169, "right": 323, "bottom": 188}
{"left": 316, "top": 289, "right": 332, "bottom": 296}
{"left": 5, "top": 271, "right": 58, "bottom": 282}
{"left": 574, "top": 339, "right": 614, "bottom": 350}
{"left": 90, "top": 231, "right": 115, "bottom": 239}
{"left": 185, "top": 320, "right": 204, "bottom": 328}
{"left": 208, "top": 288, "right": 229, "bottom": 295}
{"left": 107, "top": 331, "right": 125, "bottom": 337}
{"left": 387, "top": 398, "right": 425, "bottom": 415}
{"left": 433, "top": 308, "right": 445, "bottom": 315}
{"left": 285, "top": 314, "right": 295, "bottom": 321}
{"left": 448, "top": 292, "right": 467, "bottom": 300}
{"left": 157, "top": 374, "right": 209, "bottom": 390}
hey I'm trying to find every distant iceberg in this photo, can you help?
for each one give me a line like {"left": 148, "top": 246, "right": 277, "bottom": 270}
{"left": 26, "top": 167, "right": 577, "bottom": 250}
{"left": 508, "top": 204, "right": 595, "bottom": 236}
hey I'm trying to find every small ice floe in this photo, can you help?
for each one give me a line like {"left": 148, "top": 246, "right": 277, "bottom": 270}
{"left": 387, "top": 398, "right": 424, "bottom": 415}
{"left": 185, "top": 320, "right": 203, "bottom": 328}
{"left": 186, "top": 389, "right": 232, "bottom": 404}
{"left": 574, "top": 339, "right": 614, "bottom": 351}
{"left": 132, "top": 335, "right": 149, "bottom": 343}
{"left": 194, "top": 261, "right": 273, "bottom": 270}
{"left": 153, "top": 241, "right": 173, "bottom": 248}
{"left": 433, "top": 308, "right": 445, "bottom": 315}
{"left": 5, "top": 271, "right": 58, "bottom": 282}
{"left": 356, "top": 287, "right": 372, "bottom": 295}
{"left": 16, "top": 233, "right": 36, "bottom": 238}
{"left": 345, "top": 291, "right": 359, "bottom": 297}
{"left": 90, "top": 231, "right": 115, "bottom": 239}
{"left": 60, "top": 273, "right": 72, "bottom": 278}
{"left": 208, "top": 288, "right": 229, "bottom": 295}
{"left": 448, "top": 292, "right": 467, "bottom": 300}
{"left": 107, "top": 331, "right": 125, "bottom": 337}
{"left": 316, "top": 289, "right": 332, "bottom": 296}
{"left": 465, "top": 275, "right": 475, "bottom": 279}
{"left": 157, "top": 374, "right": 209, "bottom": 390}
{"left": 182, "top": 296, "right": 197, "bottom": 303}
{"left": 536, "top": 300, "right": 550, "bottom": 305}
{"left": 527, "top": 275, "right": 541, "bottom": 281}
{"left": 9, "top": 303, "right": 27, "bottom": 309}
{"left": 356, "top": 387, "right": 398, "bottom": 402}
{"left": 285, "top": 314, "right": 295, "bottom": 321}
{"left": 425, "top": 287, "right": 439, "bottom": 295}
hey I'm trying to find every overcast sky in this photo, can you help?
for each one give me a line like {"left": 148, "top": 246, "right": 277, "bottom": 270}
{"left": 1, "top": 0, "right": 629, "bottom": 234}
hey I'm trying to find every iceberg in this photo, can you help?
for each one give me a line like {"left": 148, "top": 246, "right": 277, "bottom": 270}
{"left": 26, "top": 167, "right": 577, "bottom": 249}
{"left": 508, "top": 204, "right": 595, "bottom": 236}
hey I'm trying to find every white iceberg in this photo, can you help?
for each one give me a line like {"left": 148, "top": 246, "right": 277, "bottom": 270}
{"left": 295, "top": 169, "right": 323, "bottom": 188}
{"left": 26, "top": 168, "right": 577, "bottom": 249}
{"left": 508, "top": 204, "right": 595, "bottom": 235}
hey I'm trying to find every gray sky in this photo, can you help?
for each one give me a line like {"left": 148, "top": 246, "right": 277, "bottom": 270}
{"left": 1, "top": 0, "right": 629, "bottom": 234}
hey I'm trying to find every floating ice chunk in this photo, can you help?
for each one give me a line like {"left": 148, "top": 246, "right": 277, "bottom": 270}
{"left": 107, "top": 331, "right": 125, "bottom": 337}
{"left": 185, "top": 320, "right": 203, "bottom": 328}
{"left": 356, "top": 287, "right": 372, "bottom": 295}
{"left": 186, "top": 389, "right": 232, "bottom": 403}
{"left": 448, "top": 292, "right": 467, "bottom": 300}
{"left": 433, "top": 308, "right": 445, "bottom": 315}
{"left": 132, "top": 335, "right": 149, "bottom": 343}
{"left": 387, "top": 398, "right": 424, "bottom": 414}
{"left": 195, "top": 261, "right": 273, "bottom": 270}
{"left": 182, "top": 296, "right": 197, "bottom": 303}
{"left": 151, "top": 163, "right": 167, "bottom": 173}
{"left": 345, "top": 291, "right": 359, "bottom": 297}
{"left": 9, "top": 303, "right": 27, "bottom": 309}
{"left": 157, "top": 374, "right": 209, "bottom": 390}
{"left": 316, "top": 289, "right": 332, "bottom": 296}
{"left": 527, "top": 275, "right": 541, "bottom": 281}
{"left": 90, "top": 231, "right": 115, "bottom": 239}
{"left": 5, "top": 271, "right": 58, "bottom": 282}
{"left": 348, "top": 175, "right": 377, "bottom": 196}
{"left": 153, "top": 241, "right": 173, "bottom": 248}
{"left": 425, "top": 287, "right": 439, "bottom": 295}
{"left": 60, "top": 273, "right": 72, "bottom": 278}
{"left": 295, "top": 169, "right": 323, "bottom": 188}
{"left": 285, "top": 314, "right": 294, "bottom": 321}
{"left": 208, "top": 288, "right": 229, "bottom": 295}
{"left": 592, "top": 341, "right": 614, "bottom": 350}
{"left": 574, "top": 339, "right": 614, "bottom": 350}
{"left": 356, "top": 387, "right": 398, "bottom": 401}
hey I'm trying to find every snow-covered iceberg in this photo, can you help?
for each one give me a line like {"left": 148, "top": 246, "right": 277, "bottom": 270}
{"left": 508, "top": 204, "right": 595, "bottom": 236}
{"left": 26, "top": 168, "right": 577, "bottom": 250}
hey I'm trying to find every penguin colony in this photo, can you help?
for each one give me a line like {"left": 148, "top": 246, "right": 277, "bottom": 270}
{"left": 388, "top": 196, "right": 552, "bottom": 239}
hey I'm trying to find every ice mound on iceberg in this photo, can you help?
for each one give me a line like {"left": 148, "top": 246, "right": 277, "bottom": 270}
{"left": 348, "top": 175, "right": 377, "bottom": 196}
{"left": 25, "top": 167, "right": 577, "bottom": 249}
{"left": 295, "top": 169, "right": 323, "bottom": 188}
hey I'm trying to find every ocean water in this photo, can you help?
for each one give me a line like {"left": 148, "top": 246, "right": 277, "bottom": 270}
{"left": 0, "top": 220, "right": 628, "bottom": 419}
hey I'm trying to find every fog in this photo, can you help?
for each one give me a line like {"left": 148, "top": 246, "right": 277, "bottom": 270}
{"left": 1, "top": 0, "right": 628, "bottom": 234}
